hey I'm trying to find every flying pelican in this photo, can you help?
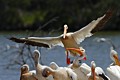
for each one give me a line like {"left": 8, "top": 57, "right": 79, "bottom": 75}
{"left": 106, "top": 48, "right": 120, "bottom": 80}
{"left": 9, "top": 9, "right": 113, "bottom": 64}
{"left": 42, "top": 66, "right": 77, "bottom": 80}
{"left": 87, "top": 61, "right": 110, "bottom": 80}
{"left": 20, "top": 64, "right": 38, "bottom": 80}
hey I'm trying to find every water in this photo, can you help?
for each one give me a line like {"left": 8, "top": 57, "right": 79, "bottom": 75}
{"left": 0, "top": 31, "right": 120, "bottom": 80}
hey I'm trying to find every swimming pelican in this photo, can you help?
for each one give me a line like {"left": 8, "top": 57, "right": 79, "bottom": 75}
{"left": 106, "top": 48, "right": 120, "bottom": 80}
{"left": 106, "top": 65, "right": 120, "bottom": 80}
{"left": 20, "top": 64, "right": 38, "bottom": 80}
{"left": 42, "top": 66, "right": 77, "bottom": 80}
{"left": 87, "top": 61, "right": 110, "bottom": 80}
{"left": 9, "top": 9, "right": 113, "bottom": 64}
{"left": 109, "top": 47, "right": 120, "bottom": 66}
{"left": 49, "top": 62, "right": 59, "bottom": 70}
{"left": 33, "top": 50, "right": 53, "bottom": 80}
{"left": 68, "top": 57, "right": 91, "bottom": 80}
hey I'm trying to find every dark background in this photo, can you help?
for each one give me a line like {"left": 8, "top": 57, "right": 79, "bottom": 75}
{"left": 0, "top": 0, "right": 119, "bottom": 31}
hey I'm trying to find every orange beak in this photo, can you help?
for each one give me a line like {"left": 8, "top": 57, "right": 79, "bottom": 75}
{"left": 66, "top": 48, "right": 86, "bottom": 60}
{"left": 91, "top": 61, "right": 96, "bottom": 80}
{"left": 92, "top": 67, "right": 96, "bottom": 80}
{"left": 66, "top": 48, "right": 83, "bottom": 55}
{"left": 113, "top": 54, "right": 120, "bottom": 66}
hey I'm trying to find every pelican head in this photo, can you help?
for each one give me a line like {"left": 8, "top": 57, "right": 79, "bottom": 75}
{"left": 49, "top": 62, "right": 59, "bottom": 70}
{"left": 63, "top": 24, "right": 68, "bottom": 39}
{"left": 33, "top": 50, "right": 40, "bottom": 65}
{"left": 91, "top": 61, "right": 96, "bottom": 69}
{"left": 42, "top": 67, "right": 54, "bottom": 77}
{"left": 91, "top": 61, "right": 96, "bottom": 80}
{"left": 21, "top": 64, "right": 29, "bottom": 74}
{"left": 110, "top": 48, "right": 120, "bottom": 66}
{"left": 80, "top": 47, "right": 87, "bottom": 60}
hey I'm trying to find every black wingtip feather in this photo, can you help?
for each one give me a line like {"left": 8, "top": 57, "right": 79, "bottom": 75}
{"left": 8, "top": 37, "right": 50, "bottom": 48}
{"left": 91, "top": 8, "right": 114, "bottom": 33}
{"left": 99, "top": 73, "right": 110, "bottom": 80}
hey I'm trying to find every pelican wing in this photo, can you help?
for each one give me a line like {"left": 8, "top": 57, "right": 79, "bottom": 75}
{"left": 9, "top": 36, "right": 63, "bottom": 48}
{"left": 106, "top": 65, "right": 120, "bottom": 80}
{"left": 80, "top": 63, "right": 91, "bottom": 74}
{"left": 72, "top": 9, "right": 113, "bottom": 44}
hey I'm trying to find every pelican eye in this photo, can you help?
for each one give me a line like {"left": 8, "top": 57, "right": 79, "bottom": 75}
{"left": 81, "top": 49, "right": 85, "bottom": 52}
{"left": 70, "top": 76, "right": 73, "bottom": 80}
{"left": 52, "top": 75, "right": 55, "bottom": 79}
{"left": 79, "top": 60, "right": 82, "bottom": 63}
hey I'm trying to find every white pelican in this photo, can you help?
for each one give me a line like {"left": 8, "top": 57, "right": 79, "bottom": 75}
{"left": 106, "top": 65, "right": 120, "bottom": 80}
{"left": 68, "top": 57, "right": 91, "bottom": 80}
{"left": 109, "top": 47, "right": 120, "bottom": 66}
{"left": 20, "top": 64, "right": 38, "bottom": 80}
{"left": 87, "top": 61, "right": 110, "bottom": 80}
{"left": 106, "top": 48, "right": 120, "bottom": 80}
{"left": 33, "top": 50, "right": 53, "bottom": 80}
{"left": 9, "top": 9, "right": 113, "bottom": 64}
{"left": 49, "top": 62, "right": 59, "bottom": 70}
{"left": 42, "top": 66, "right": 77, "bottom": 80}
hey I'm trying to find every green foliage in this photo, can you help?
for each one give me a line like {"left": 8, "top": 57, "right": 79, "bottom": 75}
{"left": 0, "top": 0, "right": 119, "bottom": 31}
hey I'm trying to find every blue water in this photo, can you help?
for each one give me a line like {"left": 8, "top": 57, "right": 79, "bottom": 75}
{"left": 0, "top": 31, "right": 120, "bottom": 80}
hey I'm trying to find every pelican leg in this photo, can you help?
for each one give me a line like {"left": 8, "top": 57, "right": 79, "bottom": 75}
{"left": 65, "top": 50, "right": 70, "bottom": 65}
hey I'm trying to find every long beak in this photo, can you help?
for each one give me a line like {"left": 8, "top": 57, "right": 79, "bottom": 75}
{"left": 63, "top": 24, "right": 68, "bottom": 39}
{"left": 113, "top": 54, "right": 120, "bottom": 66}
{"left": 66, "top": 48, "right": 87, "bottom": 60}
{"left": 66, "top": 48, "right": 83, "bottom": 55}
{"left": 91, "top": 61, "right": 96, "bottom": 80}
{"left": 92, "top": 66, "right": 96, "bottom": 80}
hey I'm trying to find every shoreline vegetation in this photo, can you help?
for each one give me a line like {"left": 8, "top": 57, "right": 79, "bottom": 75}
{"left": 0, "top": 0, "right": 119, "bottom": 31}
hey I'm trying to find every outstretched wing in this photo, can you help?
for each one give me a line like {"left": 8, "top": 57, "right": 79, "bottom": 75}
{"left": 72, "top": 9, "right": 113, "bottom": 44}
{"left": 9, "top": 36, "right": 63, "bottom": 48}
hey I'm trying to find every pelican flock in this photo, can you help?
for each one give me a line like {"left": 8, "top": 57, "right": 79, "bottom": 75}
{"left": 8, "top": 9, "right": 117, "bottom": 80}
{"left": 87, "top": 61, "right": 110, "bottom": 80}
{"left": 68, "top": 57, "right": 91, "bottom": 80}
{"left": 9, "top": 9, "right": 112, "bottom": 65}
{"left": 20, "top": 64, "right": 38, "bottom": 80}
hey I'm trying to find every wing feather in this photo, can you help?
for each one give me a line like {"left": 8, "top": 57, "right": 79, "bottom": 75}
{"left": 9, "top": 36, "right": 63, "bottom": 48}
{"left": 72, "top": 9, "right": 113, "bottom": 44}
{"left": 107, "top": 65, "right": 120, "bottom": 79}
